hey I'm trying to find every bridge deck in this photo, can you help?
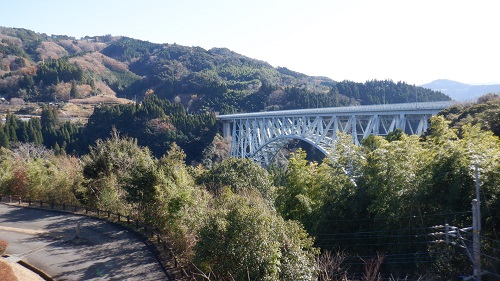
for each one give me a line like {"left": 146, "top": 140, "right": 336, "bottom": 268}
{"left": 217, "top": 101, "right": 455, "bottom": 119}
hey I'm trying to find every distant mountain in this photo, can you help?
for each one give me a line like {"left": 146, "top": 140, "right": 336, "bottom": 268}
{"left": 421, "top": 79, "right": 500, "bottom": 102}
{"left": 0, "top": 27, "right": 451, "bottom": 114}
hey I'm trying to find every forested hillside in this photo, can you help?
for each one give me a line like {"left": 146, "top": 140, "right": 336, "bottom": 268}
{"left": 0, "top": 95, "right": 217, "bottom": 162}
{"left": 1, "top": 27, "right": 450, "bottom": 115}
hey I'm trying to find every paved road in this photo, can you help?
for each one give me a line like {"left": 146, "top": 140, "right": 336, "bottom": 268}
{"left": 0, "top": 204, "right": 169, "bottom": 280}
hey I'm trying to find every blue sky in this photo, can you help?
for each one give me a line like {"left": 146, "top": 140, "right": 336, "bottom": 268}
{"left": 2, "top": 0, "right": 499, "bottom": 85}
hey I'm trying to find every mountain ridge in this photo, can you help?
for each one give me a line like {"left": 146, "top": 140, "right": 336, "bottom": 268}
{"left": 421, "top": 79, "right": 500, "bottom": 102}
{"left": 1, "top": 27, "right": 450, "bottom": 114}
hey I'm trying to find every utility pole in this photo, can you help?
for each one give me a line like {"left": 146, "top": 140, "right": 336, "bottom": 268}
{"left": 472, "top": 164, "right": 481, "bottom": 280}
{"left": 472, "top": 199, "right": 481, "bottom": 280}
{"left": 429, "top": 165, "right": 482, "bottom": 280}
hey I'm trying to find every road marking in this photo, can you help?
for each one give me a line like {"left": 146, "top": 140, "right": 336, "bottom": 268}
{"left": 17, "top": 235, "right": 74, "bottom": 258}
{"left": 0, "top": 226, "right": 48, "bottom": 235}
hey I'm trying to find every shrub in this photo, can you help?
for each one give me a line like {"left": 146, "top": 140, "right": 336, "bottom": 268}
{"left": 0, "top": 240, "right": 8, "bottom": 255}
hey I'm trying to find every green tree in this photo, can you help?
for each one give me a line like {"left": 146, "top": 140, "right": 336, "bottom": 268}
{"left": 196, "top": 157, "right": 275, "bottom": 202}
{"left": 0, "top": 123, "right": 9, "bottom": 148}
{"left": 27, "top": 118, "right": 43, "bottom": 144}
{"left": 152, "top": 143, "right": 210, "bottom": 253}
{"left": 275, "top": 149, "right": 319, "bottom": 225}
{"left": 194, "top": 188, "right": 318, "bottom": 280}
{"left": 80, "top": 130, "right": 157, "bottom": 214}
{"left": 5, "top": 112, "right": 18, "bottom": 143}
{"left": 385, "top": 128, "right": 404, "bottom": 142}
{"left": 40, "top": 106, "right": 58, "bottom": 132}
{"left": 276, "top": 145, "right": 360, "bottom": 235}
{"left": 361, "top": 134, "right": 427, "bottom": 228}
{"left": 16, "top": 121, "right": 29, "bottom": 143}
{"left": 70, "top": 80, "right": 78, "bottom": 98}
{"left": 361, "top": 134, "right": 386, "bottom": 151}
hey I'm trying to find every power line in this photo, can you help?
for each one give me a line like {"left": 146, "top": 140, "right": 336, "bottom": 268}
{"left": 319, "top": 211, "right": 472, "bottom": 222}
{"left": 480, "top": 253, "right": 500, "bottom": 263}
{"left": 482, "top": 236, "right": 500, "bottom": 244}
{"left": 316, "top": 226, "right": 432, "bottom": 236}
{"left": 316, "top": 241, "right": 431, "bottom": 248}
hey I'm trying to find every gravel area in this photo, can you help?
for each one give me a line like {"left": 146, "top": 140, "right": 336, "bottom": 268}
{"left": 1, "top": 258, "right": 45, "bottom": 281}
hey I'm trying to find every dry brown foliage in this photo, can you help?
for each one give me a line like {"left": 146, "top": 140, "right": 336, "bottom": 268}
{"left": 101, "top": 56, "right": 128, "bottom": 72}
{"left": 69, "top": 52, "right": 129, "bottom": 77}
{"left": 317, "top": 250, "right": 348, "bottom": 281}
{"left": 0, "top": 240, "right": 8, "bottom": 255}
{"left": 147, "top": 118, "right": 176, "bottom": 132}
{"left": 15, "top": 65, "right": 36, "bottom": 76}
{"left": 57, "top": 39, "right": 84, "bottom": 54}
{"left": 69, "top": 53, "right": 108, "bottom": 74}
{"left": 70, "top": 95, "right": 132, "bottom": 105}
{"left": 37, "top": 41, "right": 68, "bottom": 60}
{"left": 0, "top": 34, "right": 22, "bottom": 45}
{"left": 58, "top": 102, "right": 94, "bottom": 120}
{"left": 362, "top": 253, "right": 384, "bottom": 281}
{"left": 0, "top": 55, "right": 16, "bottom": 72}
{"left": 72, "top": 40, "right": 108, "bottom": 53}
{"left": 55, "top": 82, "right": 71, "bottom": 100}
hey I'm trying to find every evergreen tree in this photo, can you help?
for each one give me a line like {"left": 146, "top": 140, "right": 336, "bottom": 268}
{"left": 0, "top": 123, "right": 9, "bottom": 148}
{"left": 5, "top": 112, "right": 18, "bottom": 143}
{"left": 28, "top": 118, "right": 43, "bottom": 144}
{"left": 70, "top": 80, "right": 78, "bottom": 98}
{"left": 17, "top": 121, "right": 29, "bottom": 143}
{"left": 41, "top": 106, "right": 58, "bottom": 131}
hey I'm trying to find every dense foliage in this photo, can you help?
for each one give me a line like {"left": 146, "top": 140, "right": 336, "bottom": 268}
{"left": 273, "top": 117, "right": 500, "bottom": 279}
{"left": 0, "top": 134, "right": 320, "bottom": 280}
{"left": 439, "top": 93, "right": 500, "bottom": 137}
{"left": 0, "top": 106, "right": 499, "bottom": 279}
{"left": 84, "top": 95, "right": 217, "bottom": 162}
{"left": 0, "top": 107, "right": 81, "bottom": 154}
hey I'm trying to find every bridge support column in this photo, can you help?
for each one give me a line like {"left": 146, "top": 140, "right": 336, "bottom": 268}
{"left": 399, "top": 113, "right": 406, "bottom": 132}
{"left": 222, "top": 122, "right": 231, "bottom": 138}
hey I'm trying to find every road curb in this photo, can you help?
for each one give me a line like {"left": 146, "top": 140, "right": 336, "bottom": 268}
{"left": 3, "top": 255, "right": 54, "bottom": 281}
{"left": 18, "top": 259, "right": 54, "bottom": 281}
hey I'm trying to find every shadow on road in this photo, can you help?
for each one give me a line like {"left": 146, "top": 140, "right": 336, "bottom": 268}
{"left": 0, "top": 204, "right": 168, "bottom": 281}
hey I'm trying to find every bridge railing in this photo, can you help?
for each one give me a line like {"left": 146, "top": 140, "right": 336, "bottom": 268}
{"left": 0, "top": 194, "right": 195, "bottom": 281}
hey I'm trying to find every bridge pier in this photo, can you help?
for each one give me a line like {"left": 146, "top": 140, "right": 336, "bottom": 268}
{"left": 222, "top": 121, "right": 231, "bottom": 138}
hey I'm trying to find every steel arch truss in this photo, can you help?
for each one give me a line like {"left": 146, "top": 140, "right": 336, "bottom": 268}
{"left": 218, "top": 102, "right": 453, "bottom": 167}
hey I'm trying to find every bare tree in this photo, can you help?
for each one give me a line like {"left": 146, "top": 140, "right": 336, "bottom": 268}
{"left": 11, "top": 142, "right": 53, "bottom": 160}
{"left": 362, "top": 253, "right": 384, "bottom": 281}
{"left": 317, "top": 250, "right": 348, "bottom": 281}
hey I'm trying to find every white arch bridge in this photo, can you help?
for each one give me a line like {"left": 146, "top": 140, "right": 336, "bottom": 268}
{"left": 217, "top": 101, "right": 454, "bottom": 166}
